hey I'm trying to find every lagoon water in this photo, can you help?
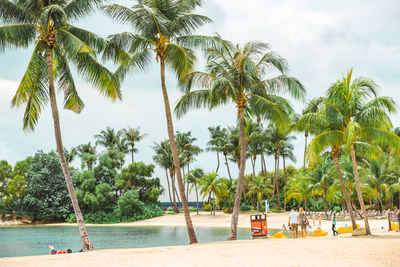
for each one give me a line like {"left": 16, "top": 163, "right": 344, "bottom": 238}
{"left": 0, "top": 226, "right": 271, "bottom": 258}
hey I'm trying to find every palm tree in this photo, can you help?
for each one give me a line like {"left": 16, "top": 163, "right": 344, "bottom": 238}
{"left": 102, "top": 0, "right": 212, "bottom": 244}
{"left": 308, "top": 155, "right": 334, "bottom": 215}
{"left": 153, "top": 139, "right": 179, "bottom": 213}
{"left": 185, "top": 168, "right": 204, "bottom": 214}
{"left": 207, "top": 126, "right": 223, "bottom": 173}
{"left": 269, "top": 122, "right": 295, "bottom": 209}
{"left": 1, "top": 0, "right": 120, "bottom": 251}
{"left": 295, "top": 97, "right": 324, "bottom": 168}
{"left": 198, "top": 172, "right": 227, "bottom": 216}
{"left": 77, "top": 142, "right": 97, "bottom": 170}
{"left": 324, "top": 69, "right": 400, "bottom": 234}
{"left": 120, "top": 126, "right": 147, "bottom": 163}
{"left": 95, "top": 127, "right": 121, "bottom": 150}
{"left": 301, "top": 97, "right": 358, "bottom": 230}
{"left": 175, "top": 36, "right": 305, "bottom": 239}
{"left": 245, "top": 176, "right": 273, "bottom": 211}
{"left": 285, "top": 171, "right": 312, "bottom": 210}
{"left": 64, "top": 147, "right": 77, "bottom": 164}
{"left": 362, "top": 156, "right": 393, "bottom": 214}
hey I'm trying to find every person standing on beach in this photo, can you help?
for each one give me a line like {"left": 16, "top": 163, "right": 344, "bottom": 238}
{"left": 332, "top": 213, "right": 338, "bottom": 236}
{"left": 312, "top": 212, "right": 316, "bottom": 227}
{"left": 318, "top": 212, "right": 322, "bottom": 226}
{"left": 288, "top": 208, "right": 300, "bottom": 238}
{"left": 299, "top": 208, "right": 309, "bottom": 238}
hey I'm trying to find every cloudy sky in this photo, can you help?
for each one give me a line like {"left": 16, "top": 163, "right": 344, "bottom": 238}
{"left": 1, "top": 0, "right": 400, "bottom": 201}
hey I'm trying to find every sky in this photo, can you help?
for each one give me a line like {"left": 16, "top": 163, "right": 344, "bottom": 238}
{"left": 1, "top": 0, "right": 400, "bottom": 201}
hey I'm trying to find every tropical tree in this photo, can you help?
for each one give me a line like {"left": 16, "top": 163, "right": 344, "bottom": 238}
{"left": 175, "top": 36, "right": 305, "bottom": 239}
{"left": 285, "top": 170, "right": 312, "bottom": 210}
{"left": 102, "top": 0, "right": 212, "bottom": 244}
{"left": 1, "top": 0, "right": 121, "bottom": 251}
{"left": 198, "top": 172, "right": 227, "bottom": 216}
{"left": 120, "top": 126, "right": 147, "bottom": 163}
{"left": 325, "top": 69, "right": 400, "bottom": 234}
{"left": 95, "top": 127, "right": 121, "bottom": 150}
{"left": 152, "top": 139, "right": 179, "bottom": 213}
{"left": 362, "top": 156, "right": 393, "bottom": 214}
{"left": 308, "top": 155, "right": 334, "bottom": 215}
{"left": 245, "top": 176, "right": 272, "bottom": 211}
{"left": 207, "top": 126, "right": 223, "bottom": 173}
{"left": 185, "top": 168, "right": 204, "bottom": 214}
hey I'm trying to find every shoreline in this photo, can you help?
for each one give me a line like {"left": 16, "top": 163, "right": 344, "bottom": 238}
{"left": 1, "top": 212, "right": 399, "bottom": 266}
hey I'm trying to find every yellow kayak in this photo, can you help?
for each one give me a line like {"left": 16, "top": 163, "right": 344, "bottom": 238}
{"left": 269, "top": 232, "right": 289, "bottom": 239}
{"left": 337, "top": 224, "right": 361, "bottom": 234}
{"left": 307, "top": 229, "right": 328, "bottom": 237}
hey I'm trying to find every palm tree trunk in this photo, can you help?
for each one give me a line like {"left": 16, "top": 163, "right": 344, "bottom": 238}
{"left": 224, "top": 154, "right": 232, "bottom": 180}
{"left": 303, "top": 131, "right": 308, "bottom": 169}
{"left": 251, "top": 155, "right": 256, "bottom": 176}
{"left": 263, "top": 154, "right": 267, "bottom": 176}
{"left": 323, "top": 190, "right": 327, "bottom": 217}
{"left": 350, "top": 144, "right": 371, "bottom": 235}
{"left": 377, "top": 190, "right": 383, "bottom": 215}
{"left": 332, "top": 150, "right": 357, "bottom": 230}
{"left": 46, "top": 48, "right": 93, "bottom": 251}
{"left": 283, "top": 157, "right": 287, "bottom": 210}
{"left": 228, "top": 106, "right": 247, "bottom": 240}
{"left": 169, "top": 170, "right": 179, "bottom": 213}
{"left": 213, "top": 191, "right": 216, "bottom": 216}
{"left": 131, "top": 150, "right": 134, "bottom": 163}
{"left": 260, "top": 154, "right": 265, "bottom": 176}
{"left": 160, "top": 59, "right": 197, "bottom": 243}
{"left": 271, "top": 154, "right": 277, "bottom": 208}
{"left": 215, "top": 152, "right": 220, "bottom": 173}
{"left": 165, "top": 169, "right": 173, "bottom": 208}
{"left": 276, "top": 155, "right": 281, "bottom": 209}
{"left": 195, "top": 182, "right": 199, "bottom": 215}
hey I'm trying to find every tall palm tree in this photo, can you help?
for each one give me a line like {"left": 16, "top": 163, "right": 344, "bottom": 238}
{"left": 308, "top": 155, "right": 334, "bottom": 215}
{"left": 120, "top": 126, "right": 147, "bottom": 163}
{"left": 245, "top": 176, "right": 273, "bottom": 211}
{"left": 64, "top": 147, "right": 77, "bottom": 164}
{"left": 153, "top": 139, "right": 179, "bottom": 213}
{"left": 102, "top": 0, "right": 212, "bottom": 244}
{"left": 198, "top": 172, "right": 227, "bottom": 216}
{"left": 285, "top": 170, "right": 313, "bottom": 210}
{"left": 362, "top": 156, "right": 393, "bottom": 214}
{"left": 295, "top": 97, "right": 324, "bottom": 168}
{"left": 95, "top": 127, "right": 121, "bottom": 150}
{"left": 175, "top": 36, "right": 305, "bottom": 239}
{"left": 1, "top": 0, "right": 120, "bottom": 251}
{"left": 301, "top": 97, "right": 358, "bottom": 230}
{"left": 207, "top": 126, "right": 223, "bottom": 173}
{"left": 324, "top": 69, "right": 400, "bottom": 234}
{"left": 186, "top": 168, "right": 204, "bottom": 214}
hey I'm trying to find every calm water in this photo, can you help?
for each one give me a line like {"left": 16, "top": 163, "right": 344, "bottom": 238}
{"left": 0, "top": 226, "right": 284, "bottom": 258}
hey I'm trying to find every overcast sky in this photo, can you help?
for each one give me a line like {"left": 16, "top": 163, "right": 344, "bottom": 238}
{"left": 1, "top": 0, "right": 400, "bottom": 201}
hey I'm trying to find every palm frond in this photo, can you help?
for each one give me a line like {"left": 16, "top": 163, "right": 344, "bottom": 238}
{"left": 0, "top": 24, "right": 36, "bottom": 52}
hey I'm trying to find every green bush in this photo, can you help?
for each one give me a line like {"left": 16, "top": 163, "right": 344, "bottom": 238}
{"left": 270, "top": 209, "right": 286, "bottom": 213}
{"left": 167, "top": 206, "right": 174, "bottom": 211}
{"left": 239, "top": 205, "right": 252, "bottom": 211}
{"left": 188, "top": 206, "right": 197, "bottom": 212}
{"left": 203, "top": 204, "right": 211, "bottom": 211}
{"left": 66, "top": 213, "right": 77, "bottom": 223}
{"left": 333, "top": 206, "right": 341, "bottom": 212}
{"left": 118, "top": 190, "right": 142, "bottom": 216}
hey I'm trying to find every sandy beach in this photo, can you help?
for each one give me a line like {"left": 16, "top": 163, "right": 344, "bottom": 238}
{"left": 1, "top": 212, "right": 399, "bottom": 266}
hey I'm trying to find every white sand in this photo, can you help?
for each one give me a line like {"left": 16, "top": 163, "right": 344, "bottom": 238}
{"left": 1, "top": 212, "right": 399, "bottom": 267}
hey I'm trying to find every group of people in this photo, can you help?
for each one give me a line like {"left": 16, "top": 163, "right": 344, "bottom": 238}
{"left": 48, "top": 245, "right": 72, "bottom": 255}
{"left": 285, "top": 208, "right": 338, "bottom": 238}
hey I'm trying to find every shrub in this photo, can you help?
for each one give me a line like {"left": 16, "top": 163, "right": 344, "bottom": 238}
{"left": 118, "top": 190, "right": 142, "bottom": 216}
{"left": 203, "top": 204, "right": 211, "bottom": 211}
{"left": 270, "top": 209, "right": 286, "bottom": 213}
{"left": 188, "top": 206, "right": 197, "bottom": 212}
{"left": 239, "top": 205, "right": 252, "bottom": 211}
{"left": 66, "top": 213, "right": 77, "bottom": 223}
{"left": 333, "top": 206, "right": 341, "bottom": 212}
{"left": 167, "top": 206, "right": 174, "bottom": 211}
